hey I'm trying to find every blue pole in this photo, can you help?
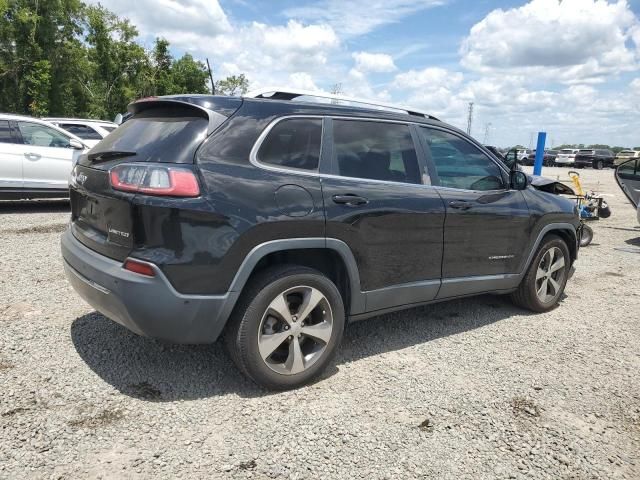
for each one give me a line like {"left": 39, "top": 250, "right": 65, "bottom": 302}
{"left": 533, "top": 132, "right": 547, "bottom": 176}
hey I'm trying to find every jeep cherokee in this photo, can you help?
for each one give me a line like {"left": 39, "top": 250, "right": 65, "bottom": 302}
{"left": 61, "top": 90, "right": 581, "bottom": 389}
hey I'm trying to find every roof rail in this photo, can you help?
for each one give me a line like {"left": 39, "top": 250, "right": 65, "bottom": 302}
{"left": 244, "top": 87, "right": 439, "bottom": 120}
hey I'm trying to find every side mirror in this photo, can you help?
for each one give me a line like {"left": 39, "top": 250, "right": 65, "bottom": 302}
{"left": 510, "top": 170, "right": 528, "bottom": 190}
{"left": 114, "top": 113, "right": 123, "bottom": 125}
{"left": 69, "top": 138, "right": 85, "bottom": 150}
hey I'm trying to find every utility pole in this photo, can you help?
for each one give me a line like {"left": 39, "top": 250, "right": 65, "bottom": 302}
{"left": 206, "top": 58, "right": 215, "bottom": 94}
{"left": 330, "top": 83, "right": 343, "bottom": 104}
{"left": 466, "top": 102, "right": 474, "bottom": 135}
{"left": 483, "top": 122, "right": 492, "bottom": 144}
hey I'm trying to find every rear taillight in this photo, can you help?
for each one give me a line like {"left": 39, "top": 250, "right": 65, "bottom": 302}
{"left": 123, "top": 259, "right": 156, "bottom": 277}
{"left": 109, "top": 163, "right": 200, "bottom": 197}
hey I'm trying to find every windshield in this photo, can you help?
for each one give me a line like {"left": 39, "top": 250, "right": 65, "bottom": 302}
{"left": 559, "top": 150, "right": 575, "bottom": 154}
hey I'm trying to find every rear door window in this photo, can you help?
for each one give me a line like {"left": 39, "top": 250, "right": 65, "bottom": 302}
{"left": 17, "top": 122, "right": 71, "bottom": 148}
{"left": 332, "top": 120, "right": 421, "bottom": 184}
{"left": 257, "top": 118, "right": 322, "bottom": 171}
{"left": 61, "top": 124, "right": 103, "bottom": 140}
{"left": 418, "top": 127, "right": 505, "bottom": 191}
{"left": 0, "top": 120, "right": 14, "bottom": 143}
{"left": 88, "top": 107, "right": 209, "bottom": 163}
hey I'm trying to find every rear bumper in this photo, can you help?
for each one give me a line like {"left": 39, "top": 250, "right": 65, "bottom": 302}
{"left": 61, "top": 229, "right": 237, "bottom": 344}
{"left": 574, "top": 158, "right": 597, "bottom": 167}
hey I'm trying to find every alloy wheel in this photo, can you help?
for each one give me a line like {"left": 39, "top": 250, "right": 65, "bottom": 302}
{"left": 535, "top": 246, "right": 566, "bottom": 303}
{"left": 258, "top": 286, "right": 333, "bottom": 375}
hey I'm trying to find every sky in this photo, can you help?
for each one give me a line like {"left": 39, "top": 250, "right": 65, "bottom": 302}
{"left": 87, "top": 0, "right": 640, "bottom": 148}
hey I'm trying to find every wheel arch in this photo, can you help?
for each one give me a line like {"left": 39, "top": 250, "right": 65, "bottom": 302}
{"left": 227, "top": 238, "right": 365, "bottom": 315}
{"left": 520, "top": 223, "right": 578, "bottom": 276}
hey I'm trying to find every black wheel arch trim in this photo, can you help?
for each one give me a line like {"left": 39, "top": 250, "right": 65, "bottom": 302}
{"left": 519, "top": 222, "right": 578, "bottom": 274}
{"left": 226, "top": 238, "right": 365, "bottom": 315}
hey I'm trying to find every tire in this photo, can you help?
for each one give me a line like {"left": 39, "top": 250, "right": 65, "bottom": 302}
{"left": 225, "top": 265, "right": 345, "bottom": 390}
{"left": 594, "top": 160, "right": 604, "bottom": 170}
{"left": 510, "top": 235, "right": 571, "bottom": 312}
{"left": 580, "top": 224, "right": 593, "bottom": 247}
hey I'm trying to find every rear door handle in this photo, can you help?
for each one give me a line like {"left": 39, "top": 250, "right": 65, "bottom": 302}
{"left": 332, "top": 194, "right": 369, "bottom": 206}
{"left": 24, "top": 152, "right": 41, "bottom": 161}
{"left": 449, "top": 200, "right": 473, "bottom": 210}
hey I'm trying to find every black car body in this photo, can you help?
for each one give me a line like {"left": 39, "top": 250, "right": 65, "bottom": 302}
{"left": 524, "top": 150, "right": 558, "bottom": 166}
{"left": 61, "top": 93, "right": 581, "bottom": 388}
{"left": 574, "top": 149, "right": 615, "bottom": 169}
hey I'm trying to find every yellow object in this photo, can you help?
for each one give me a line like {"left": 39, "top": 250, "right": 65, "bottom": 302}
{"left": 568, "top": 171, "right": 584, "bottom": 197}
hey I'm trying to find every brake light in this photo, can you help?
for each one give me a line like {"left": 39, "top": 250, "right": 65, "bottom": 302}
{"left": 123, "top": 259, "right": 156, "bottom": 277}
{"left": 109, "top": 164, "right": 200, "bottom": 197}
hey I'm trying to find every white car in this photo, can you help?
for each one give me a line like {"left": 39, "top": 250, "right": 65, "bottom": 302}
{"left": 555, "top": 149, "right": 578, "bottom": 166}
{"left": 0, "top": 114, "right": 89, "bottom": 200}
{"left": 615, "top": 150, "right": 640, "bottom": 166}
{"left": 516, "top": 149, "right": 531, "bottom": 161}
{"left": 43, "top": 118, "right": 117, "bottom": 148}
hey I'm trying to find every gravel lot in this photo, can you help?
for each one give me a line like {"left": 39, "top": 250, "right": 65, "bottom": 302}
{"left": 1, "top": 167, "right": 639, "bottom": 479}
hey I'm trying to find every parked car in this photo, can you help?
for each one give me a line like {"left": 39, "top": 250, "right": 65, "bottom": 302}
{"left": 0, "top": 114, "right": 88, "bottom": 199}
{"left": 574, "top": 149, "right": 615, "bottom": 169}
{"left": 524, "top": 150, "right": 559, "bottom": 166}
{"left": 516, "top": 149, "right": 531, "bottom": 162}
{"left": 43, "top": 118, "right": 118, "bottom": 148}
{"left": 61, "top": 89, "right": 581, "bottom": 389}
{"left": 614, "top": 150, "right": 640, "bottom": 166}
{"left": 615, "top": 159, "right": 640, "bottom": 224}
{"left": 555, "top": 149, "right": 578, "bottom": 166}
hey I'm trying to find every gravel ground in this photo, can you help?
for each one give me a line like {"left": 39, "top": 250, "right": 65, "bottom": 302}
{"left": 1, "top": 167, "right": 639, "bottom": 479}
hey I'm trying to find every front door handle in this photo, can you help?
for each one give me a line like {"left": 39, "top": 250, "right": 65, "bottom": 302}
{"left": 449, "top": 200, "right": 473, "bottom": 210}
{"left": 332, "top": 194, "right": 369, "bottom": 206}
{"left": 24, "top": 152, "right": 42, "bottom": 161}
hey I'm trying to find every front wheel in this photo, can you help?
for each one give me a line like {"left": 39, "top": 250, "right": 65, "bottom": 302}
{"left": 594, "top": 160, "right": 604, "bottom": 170}
{"left": 225, "top": 265, "right": 345, "bottom": 390}
{"left": 511, "top": 235, "right": 570, "bottom": 312}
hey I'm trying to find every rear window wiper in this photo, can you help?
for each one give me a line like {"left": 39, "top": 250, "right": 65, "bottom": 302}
{"left": 89, "top": 150, "right": 137, "bottom": 163}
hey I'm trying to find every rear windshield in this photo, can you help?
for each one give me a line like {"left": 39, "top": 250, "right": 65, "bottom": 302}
{"left": 89, "top": 107, "right": 209, "bottom": 163}
{"left": 578, "top": 149, "right": 594, "bottom": 154}
{"left": 559, "top": 150, "right": 574, "bottom": 154}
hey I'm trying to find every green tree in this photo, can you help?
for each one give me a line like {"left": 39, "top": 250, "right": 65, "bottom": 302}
{"left": 215, "top": 74, "right": 249, "bottom": 95}
{"left": 171, "top": 53, "right": 209, "bottom": 94}
{"left": 83, "top": 4, "right": 150, "bottom": 118}
{"left": 0, "top": 2, "right": 238, "bottom": 119}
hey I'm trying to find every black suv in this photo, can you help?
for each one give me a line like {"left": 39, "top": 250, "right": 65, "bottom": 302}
{"left": 61, "top": 92, "right": 581, "bottom": 389}
{"left": 574, "top": 149, "right": 615, "bottom": 169}
{"left": 524, "top": 150, "right": 558, "bottom": 166}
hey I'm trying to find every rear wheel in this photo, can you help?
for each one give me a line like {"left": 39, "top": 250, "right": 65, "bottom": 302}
{"left": 594, "top": 160, "right": 604, "bottom": 170}
{"left": 511, "top": 235, "right": 570, "bottom": 312}
{"left": 225, "top": 265, "right": 345, "bottom": 390}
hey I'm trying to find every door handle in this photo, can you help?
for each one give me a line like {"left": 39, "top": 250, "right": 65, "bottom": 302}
{"left": 24, "top": 152, "right": 41, "bottom": 161}
{"left": 332, "top": 194, "right": 369, "bottom": 206}
{"left": 449, "top": 200, "right": 473, "bottom": 210}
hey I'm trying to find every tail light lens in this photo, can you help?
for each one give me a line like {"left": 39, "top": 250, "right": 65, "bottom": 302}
{"left": 109, "top": 163, "right": 200, "bottom": 197}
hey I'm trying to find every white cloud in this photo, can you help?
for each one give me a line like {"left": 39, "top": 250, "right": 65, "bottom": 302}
{"left": 85, "top": 0, "right": 231, "bottom": 39}
{"left": 288, "top": 72, "right": 321, "bottom": 91}
{"left": 352, "top": 52, "right": 397, "bottom": 73}
{"left": 210, "top": 20, "right": 340, "bottom": 89}
{"left": 461, "top": 0, "right": 640, "bottom": 83}
{"left": 284, "top": 0, "right": 447, "bottom": 37}
{"left": 393, "top": 67, "right": 463, "bottom": 90}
